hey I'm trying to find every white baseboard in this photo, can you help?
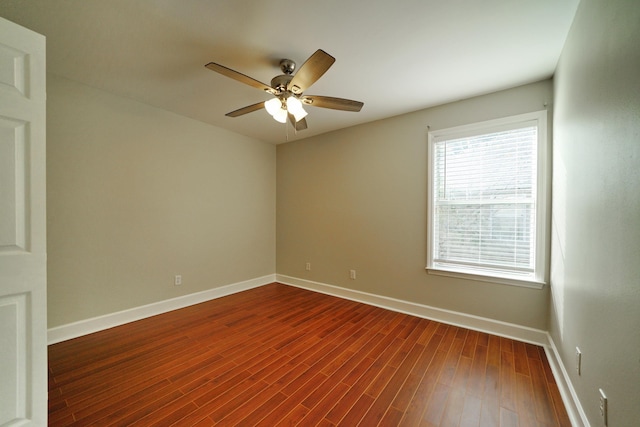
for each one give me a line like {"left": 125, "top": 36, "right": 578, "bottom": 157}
{"left": 47, "top": 274, "right": 276, "bottom": 345}
{"left": 543, "top": 334, "right": 590, "bottom": 427}
{"left": 276, "top": 274, "right": 548, "bottom": 345}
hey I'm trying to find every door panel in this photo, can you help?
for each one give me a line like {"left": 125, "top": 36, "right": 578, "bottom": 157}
{"left": 0, "top": 41, "right": 29, "bottom": 96}
{"left": 0, "top": 16, "right": 47, "bottom": 426}
{"left": 0, "top": 117, "right": 27, "bottom": 252}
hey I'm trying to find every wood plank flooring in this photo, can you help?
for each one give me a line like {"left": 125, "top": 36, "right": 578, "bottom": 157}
{"left": 48, "top": 283, "right": 571, "bottom": 426}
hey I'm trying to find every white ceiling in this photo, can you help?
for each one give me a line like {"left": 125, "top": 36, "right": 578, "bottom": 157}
{"left": 0, "top": 0, "right": 580, "bottom": 144}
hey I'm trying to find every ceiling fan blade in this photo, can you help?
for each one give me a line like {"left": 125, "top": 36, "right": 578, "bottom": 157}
{"left": 288, "top": 49, "right": 335, "bottom": 95}
{"left": 296, "top": 117, "right": 308, "bottom": 131}
{"left": 301, "top": 95, "right": 364, "bottom": 112}
{"left": 225, "top": 101, "right": 265, "bottom": 117}
{"left": 288, "top": 113, "right": 308, "bottom": 131}
{"left": 205, "top": 62, "right": 275, "bottom": 94}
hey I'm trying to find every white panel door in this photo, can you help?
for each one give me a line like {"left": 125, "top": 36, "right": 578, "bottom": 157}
{"left": 0, "top": 17, "right": 47, "bottom": 426}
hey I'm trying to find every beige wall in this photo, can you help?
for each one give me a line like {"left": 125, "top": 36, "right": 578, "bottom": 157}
{"left": 551, "top": 0, "right": 640, "bottom": 425}
{"left": 46, "top": 74, "right": 276, "bottom": 327}
{"left": 277, "top": 80, "right": 553, "bottom": 330}
{"left": 42, "top": 1, "right": 640, "bottom": 422}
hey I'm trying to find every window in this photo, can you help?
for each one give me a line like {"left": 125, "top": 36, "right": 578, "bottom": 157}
{"left": 427, "top": 111, "right": 548, "bottom": 288}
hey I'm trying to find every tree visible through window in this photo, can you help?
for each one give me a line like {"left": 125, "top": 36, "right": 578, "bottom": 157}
{"left": 427, "top": 111, "right": 548, "bottom": 286}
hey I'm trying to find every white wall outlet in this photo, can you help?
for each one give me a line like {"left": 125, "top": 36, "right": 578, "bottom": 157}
{"left": 174, "top": 275, "right": 182, "bottom": 286}
{"left": 599, "top": 388, "right": 608, "bottom": 426}
{"left": 305, "top": 262, "right": 311, "bottom": 271}
{"left": 575, "top": 347, "right": 582, "bottom": 375}
{"left": 350, "top": 269, "right": 356, "bottom": 280}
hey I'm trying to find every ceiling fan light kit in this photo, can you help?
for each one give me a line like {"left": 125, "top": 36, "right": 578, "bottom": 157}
{"left": 264, "top": 97, "right": 287, "bottom": 123}
{"left": 264, "top": 95, "right": 307, "bottom": 124}
{"left": 205, "top": 49, "right": 363, "bottom": 132}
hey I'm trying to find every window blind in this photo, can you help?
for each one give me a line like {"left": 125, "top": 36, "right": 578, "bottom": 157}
{"left": 432, "top": 125, "right": 538, "bottom": 276}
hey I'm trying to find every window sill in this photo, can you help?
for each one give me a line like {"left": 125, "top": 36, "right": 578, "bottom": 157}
{"left": 426, "top": 267, "right": 546, "bottom": 289}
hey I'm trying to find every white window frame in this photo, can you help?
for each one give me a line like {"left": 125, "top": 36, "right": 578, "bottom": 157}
{"left": 426, "top": 111, "right": 548, "bottom": 289}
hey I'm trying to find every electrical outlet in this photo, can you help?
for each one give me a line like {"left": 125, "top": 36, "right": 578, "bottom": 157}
{"left": 576, "top": 347, "right": 582, "bottom": 375}
{"left": 174, "top": 275, "right": 182, "bottom": 286}
{"left": 599, "top": 389, "right": 608, "bottom": 426}
{"left": 350, "top": 270, "right": 356, "bottom": 280}
{"left": 305, "top": 262, "right": 311, "bottom": 271}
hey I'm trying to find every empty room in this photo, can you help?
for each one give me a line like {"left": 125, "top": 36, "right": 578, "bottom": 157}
{"left": 0, "top": 0, "right": 638, "bottom": 426}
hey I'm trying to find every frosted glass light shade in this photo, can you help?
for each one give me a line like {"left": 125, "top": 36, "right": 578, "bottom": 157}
{"left": 272, "top": 107, "right": 288, "bottom": 123}
{"left": 264, "top": 98, "right": 282, "bottom": 116}
{"left": 287, "top": 96, "right": 308, "bottom": 121}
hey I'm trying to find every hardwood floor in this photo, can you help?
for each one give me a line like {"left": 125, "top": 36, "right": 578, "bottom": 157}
{"left": 48, "top": 283, "right": 570, "bottom": 426}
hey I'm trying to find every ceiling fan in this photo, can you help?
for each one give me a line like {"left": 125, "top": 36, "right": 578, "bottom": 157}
{"left": 205, "top": 49, "right": 364, "bottom": 131}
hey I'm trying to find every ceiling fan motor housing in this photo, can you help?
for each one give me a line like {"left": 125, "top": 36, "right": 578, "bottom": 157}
{"left": 270, "top": 74, "right": 294, "bottom": 94}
